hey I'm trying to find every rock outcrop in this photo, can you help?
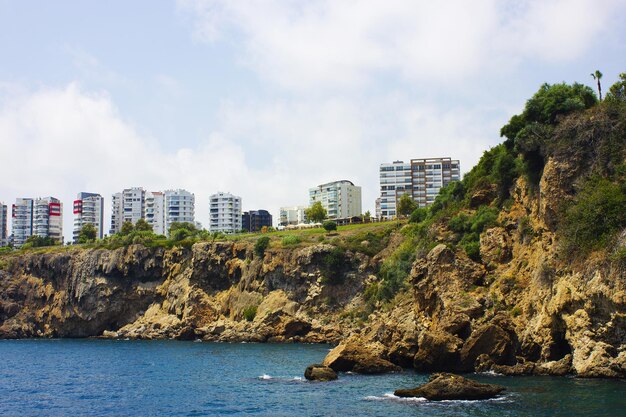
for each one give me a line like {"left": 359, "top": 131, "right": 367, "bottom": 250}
{"left": 395, "top": 373, "right": 506, "bottom": 401}
{"left": 304, "top": 364, "right": 338, "bottom": 381}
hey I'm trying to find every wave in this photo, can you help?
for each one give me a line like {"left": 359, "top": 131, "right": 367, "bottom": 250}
{"left": 364, "top": 392, "right": 513, "bottom": 404}
{"left": 258, "top": 374, "right": 272, "bottom": 380}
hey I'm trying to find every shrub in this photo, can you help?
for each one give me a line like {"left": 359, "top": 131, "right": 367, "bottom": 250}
{"left": 242, "top": 306, "right": 257, "bottom": 322}
{"left": 560, "top": 177, "right": 626, "bottom": 255}
{"left": 323, "top": 221, "right": 337, "bottom": 232}
{"left": 409, "top": 207, "right": 428, "bottom": 224}
{"left": 320, "top": 247, "right": 347, "bottom": 284}
{"left": 463, "top": 241, "right": 481, "bottom": 262}
{"left": 254, "top": 236, "right": 270, "bottom": 257}
{"left": 281, "top": 235, "right": 302, "bottom": 246}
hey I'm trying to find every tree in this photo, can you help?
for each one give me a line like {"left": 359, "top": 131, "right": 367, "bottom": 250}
{"left": 78, "top": 223, "right": 97, "bottom": 243}
{"left": 134, "top": 218, "right": 153, "bottom": 232}
{"left": 25, "top": 235, "right": 56, "bottom": 247}
{"left": 363, "top": 210, "right": 371, "bottom": 221}
{"left": 591, "top": 70, "right": 603, "bottom": 100}
{"left": 305, "top": 201, "right": 327, "bottom": 223}
{"left": 119, "top": 221, "right": 134, "bottom": 236}
{"left": 396, "top": 194, "right": 417, "bottom": 217}
{"left": 606, "top": 73, "right": 626, "bottom": 102}
{"left": 323, "top": 221, "right": 337, "bottom": 232}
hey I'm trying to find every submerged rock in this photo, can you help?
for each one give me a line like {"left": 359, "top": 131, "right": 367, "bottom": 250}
{"left": 394, "top": 373, "right": 506, "bottom": 401}
{"left": 304, "top": 364, "right": 338, "bottom": 381}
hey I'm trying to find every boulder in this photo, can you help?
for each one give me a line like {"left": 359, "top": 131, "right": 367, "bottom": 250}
{"left": 394, "top": 372, "right": 506, "bottom": 401}
{"left": 323, "top": 339, "right": 401, "bottom": 374}
{"left": 304, "top": 364, "right": 338, "bottom": 381}
{"left": 413, "top": 331, "right": 463, "bottom": 371}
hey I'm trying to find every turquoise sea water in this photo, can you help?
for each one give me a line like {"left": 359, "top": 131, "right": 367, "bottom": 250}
{"left": 0, "top": 339, "right": 624, "bottom": 416}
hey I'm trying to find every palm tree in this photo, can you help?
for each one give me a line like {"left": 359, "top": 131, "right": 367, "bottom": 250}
{"left": 591, "top": 70, "right": 603, "bottom": 100}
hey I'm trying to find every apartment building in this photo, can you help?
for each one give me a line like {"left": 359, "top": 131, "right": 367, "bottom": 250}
{"left": 164, "top": 189, "right": 195, "bottom": 234}
{"left": 279, "top": 206, "right": 307, "bottom": 226}
{"left": 309, "top": 180, "right": 362, "bottom": 220}
{"left": 209, "top": 192, "right": 241, "bottom": 233}
{"left": 110, "top": 192, "right": 124, "bottom": 235}
{"left": 109, "top": 187, "right": 144, "bottom": 234}
{"left": 377, "top": 157, "right": 460, "bottom": 220}
{"left": 242, "top": 210, "right": 272, "bottom": 232}
{"left": 378, "top": 161, "right": 412, "bottom": 219}
{"left": 73, "top": 192, "right": 104, "bottom": 243}
{"left": 145, "top": 191, "right": 166, "bottom": 235}
{"left": 411, "top": 158, "right": 461, "bottom": 207}
{"left": 0, "top": 203, "right": 7, "bottom": 247}
{"left": 33, "top": 197, "right": 63, "bottom": 244}
{"left": 11, "top": 198, "right": 34, "bottom": 247}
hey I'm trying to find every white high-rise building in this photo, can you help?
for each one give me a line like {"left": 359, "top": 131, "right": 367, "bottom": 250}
{"left": 209, "top": 192, "right": 241, "bottom": 233}
{"left": 164, "top": 189, "right": 195, "bottom": 234}
{"left": 110, "top": 187, "right": 145, "bottom": 235}
{"left": 309, "top": 180, "right": 362, "bottom": 220}
{"left": 110, "top": 192, "right": 123, "bottom": 235}
{"left": 33, "top": 197, "right": 63, "bottom": 244}
{"left": 73, "top": 192, "right": 104, "bottom": 243}
{"left": 279, "top": 206, "right": 307, "bottom": 226}
{"left": 378, "top": 157, "right": 461, "bottom": 219}
{"left": 0, "top": 203, "right": 8, "bottom": 247}
{"left": 378, "top": 160, "right": 412, "bottom": 219}
{"left": 145, "top": 191, "right": 166, "bottom": 235}
{"left": 122, "top": 187, "right": 145, "bottom": 225}
{"left": 111, "top": 187, "right": 196, "bottom": 236}
{"left": 11, "top": 198, "right": 34, "bottom": 247}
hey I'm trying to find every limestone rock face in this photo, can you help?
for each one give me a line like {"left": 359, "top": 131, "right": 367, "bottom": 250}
{"left": 479, "top": 227, "right": 512, "bottom": 265}
{"left": 322, "top": 337, "right": 401, "bottom": 374}
{"left": 304, "top": 364, "right": 337, "bottom": 381}
{"left": 395, "top": 373, "right": 506, "bottom": 401}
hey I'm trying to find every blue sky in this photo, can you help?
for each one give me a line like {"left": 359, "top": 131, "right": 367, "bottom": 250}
{"left": 1, "top": 0, "right": 625, "bottom": 238}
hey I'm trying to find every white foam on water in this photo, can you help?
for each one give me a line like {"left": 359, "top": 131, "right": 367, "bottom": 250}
{"left": 258, "top": 374, "right": 272, "bottom": 380}
{"left": 363, "top": 393, "right": 427, "bottom": 403}
{"left": 476, "top": 370, "right": 504, "bottom": 376}
{"left": 291, "top": 376, "right": 304, "bottom": 381}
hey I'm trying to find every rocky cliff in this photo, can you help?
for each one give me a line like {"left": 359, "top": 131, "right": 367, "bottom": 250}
{"left": 1, "top": 87, "right": 625, "bottom": 378}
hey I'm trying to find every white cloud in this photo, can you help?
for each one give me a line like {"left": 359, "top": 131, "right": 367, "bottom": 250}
{"left": 178, "top": 0, "right": 623, "bottom": 91}
{"left": 0, "top": 83, "right": 250, "bottom": 238}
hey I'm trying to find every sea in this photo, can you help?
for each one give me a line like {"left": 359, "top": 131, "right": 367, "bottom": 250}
{"left": 0, "top": 339, "right": 624, "bottom": 417}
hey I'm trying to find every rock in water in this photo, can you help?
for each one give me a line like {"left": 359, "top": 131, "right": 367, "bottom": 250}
{"left": 304, "top": 364, "right": 338, "bottom": 381}
{"left": 394, "top": 373, "right": 506, "bottom": 401}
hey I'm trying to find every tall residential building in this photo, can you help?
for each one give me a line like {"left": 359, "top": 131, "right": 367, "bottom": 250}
{"left": 0, "top": 203, "right": 7, "bottom": 247}
{"left": 209, "top": 192, "right": 242, "bottom": 233}
{"left": 378, "top": 157, "right": 460, "bottom": 219}
{"left": 242, "top": 210, "right": 272, "bottom": 232}
{"left": 111, "top": 187, "right": 195, "bottom": 236}
{"left": 378, "top": 160, "right": 412, "bottom": 219}
{"left": 33, "top": 197, "right": 63, "bottom": 244}
{"left": 110, "top": 192, "right": 123, "bottom": 235}
{"left": 164, "top": 189, "right": 195, "bottom": 234}
{"left": 309, "top": 180, "right": 362, "bottom": 220}
{"left": 410, "top": 158, "right": 461, "bottom": 207}
{"left": 145, "top": 191, "right": 166, "bottom": 235}
{"left": 122, "top": 187, "right": 145, "bottom": 225}
{"left": 73, "top": 192, "right": 104, "bottom": 243}
{"left": 11, "top": 198, "right": 34, "bottom": 247}
{"left": 109, "top": 187, "right": 145, "bottom": 235}
{"left": 279, "top": 206, "right": 307, "bottom": 226}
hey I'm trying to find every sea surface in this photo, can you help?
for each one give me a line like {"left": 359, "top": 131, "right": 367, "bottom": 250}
{"left": 0, "top": 339, "right": 624, "bottom": 417}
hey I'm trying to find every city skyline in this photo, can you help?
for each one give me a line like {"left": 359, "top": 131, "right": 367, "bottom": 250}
{"left": 1, "top": 1, "right": 625, "bottom": 241}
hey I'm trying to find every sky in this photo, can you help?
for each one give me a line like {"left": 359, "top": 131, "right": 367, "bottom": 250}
{"left": 0, "top": 0, "right": 625, "bottom": 240}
